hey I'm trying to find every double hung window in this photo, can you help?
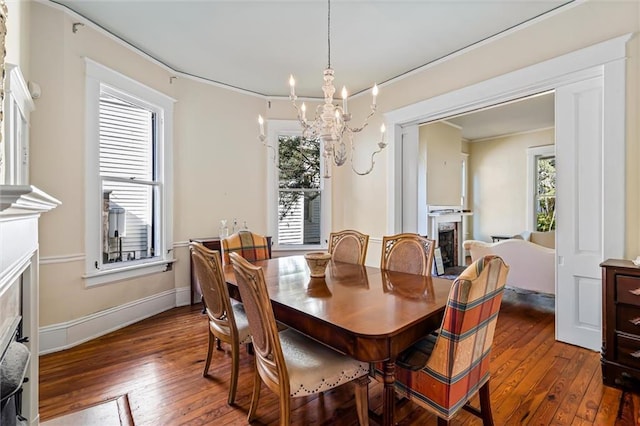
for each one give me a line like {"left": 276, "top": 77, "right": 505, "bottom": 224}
{"left": 266, "top": 121, "right": 330, "bottom": 250}
{"left": 85, "top": 60, "right": 174, "bottom": 286}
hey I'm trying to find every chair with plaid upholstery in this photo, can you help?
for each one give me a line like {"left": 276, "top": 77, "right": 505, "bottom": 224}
{"left": 189, "top": 241, "right": 251, "bottom": 405}
{"left": 380, "top": 233, "right": 435, "bottom": 276}
{"left": 221, "top": 230, "right": 271, "bottom": 265}
{"left": 392, "top": 255, "right": 509, "bottom": 425}
{"left": 328, "top": 229, "right": 369, "bottom": 265}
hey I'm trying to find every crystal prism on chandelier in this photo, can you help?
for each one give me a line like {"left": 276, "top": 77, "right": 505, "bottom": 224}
{"left": 258, "top": 0, "right": 387, "bottom": 178}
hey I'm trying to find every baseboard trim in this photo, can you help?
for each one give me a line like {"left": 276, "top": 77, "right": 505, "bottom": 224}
{"left": 39, "top": 286, "right": 191, "bottom": 355}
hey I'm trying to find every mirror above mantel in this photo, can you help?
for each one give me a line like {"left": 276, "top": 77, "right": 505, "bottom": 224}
{"left": 1, "top": 64, "right": 35, "bottom": 186}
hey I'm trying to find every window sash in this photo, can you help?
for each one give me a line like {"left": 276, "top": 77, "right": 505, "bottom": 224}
{"left": 265, "top": 120, "right": 331, "bottom": 250}
{"left": 99, "top": 88, "right": 159, "bottom": 267}
{"left": 84, "top": 58, "right": 174, "bottom": 286}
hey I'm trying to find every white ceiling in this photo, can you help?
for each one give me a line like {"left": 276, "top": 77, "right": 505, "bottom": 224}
{"left": 50, "top": 0, "right": 565, "bottom": 137}
{"left": 445, "top": 91, "right": 555, "bottom": 140}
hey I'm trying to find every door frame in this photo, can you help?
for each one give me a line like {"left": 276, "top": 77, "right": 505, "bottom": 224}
{"left": 383, "top": 34, "right": 630, "bottom": 349}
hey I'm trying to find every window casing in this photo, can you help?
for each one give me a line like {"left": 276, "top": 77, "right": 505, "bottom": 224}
{"left": 84, "top": 59, "right": 174, "bottom": 286}
{"left": 266, "top": 120, "right": 331, "bottom": 251}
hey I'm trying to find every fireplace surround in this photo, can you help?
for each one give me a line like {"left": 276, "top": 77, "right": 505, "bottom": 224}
{"left": 0, "top": 186, "right": 59, "bottom": 424}
{"left": 427, "top": 205, "right": 472, "bottom": 268}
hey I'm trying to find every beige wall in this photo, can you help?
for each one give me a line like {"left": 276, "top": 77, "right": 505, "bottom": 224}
{"left": 19, "top": 1, "right": 640, "bottom": 330}
{"left": 420, "top": 122, "right": 462, "bottom": 206}
{"left": 29, "top": 3, "right": 180, "bottom": 325}
{"left": 343, "top": 0, "right": 639, "bottom": 257}
{"left": 468, "top": 128, "right": 555, "bottom": 242}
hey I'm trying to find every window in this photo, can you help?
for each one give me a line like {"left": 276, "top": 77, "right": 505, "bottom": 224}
{"left": 527, "top": 145, "right": 555, "bottom": 232}
{"left": 266, "top": 120, "right": 330, "bottom": 250}
{"left": 535, "top": 154, "right": 556, "bottom": 231}
{"left": 85, "top": 60, "right": 174, "bottom": 286}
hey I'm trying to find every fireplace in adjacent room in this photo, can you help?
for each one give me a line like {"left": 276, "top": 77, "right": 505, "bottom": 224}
{"left": 427, "top": 205, "right": 472, "bottom": 268}
{"left": 438, "top": 224, "right": 457, "bottom": 268}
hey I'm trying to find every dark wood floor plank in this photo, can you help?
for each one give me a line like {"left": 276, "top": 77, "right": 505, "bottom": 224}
{"left": 38, "top": 290, "right": 631, "bottom": 425}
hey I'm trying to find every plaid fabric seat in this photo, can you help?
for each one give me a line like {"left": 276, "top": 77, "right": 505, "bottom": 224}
{"left": 221, "top": 230, "right": 270, "bottom": 265}
{"left": 391, "top": 255, "right": 509, "bottom": 423}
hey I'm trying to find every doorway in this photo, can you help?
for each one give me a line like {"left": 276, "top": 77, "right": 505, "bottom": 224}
{"left": 384, "top": 34, "right": 629, "bottom": 351}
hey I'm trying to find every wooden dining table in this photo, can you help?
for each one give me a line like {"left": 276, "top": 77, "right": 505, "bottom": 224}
{"left": 223, "top": 255, "right": 453, "bottom": 426}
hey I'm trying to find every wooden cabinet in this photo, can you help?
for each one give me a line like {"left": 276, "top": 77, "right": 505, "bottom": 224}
{"left": 601, "top": 259, "right": 640, "bottom": 391}
{"left": 189, "top": 236, "right": 272, "bottom": 304}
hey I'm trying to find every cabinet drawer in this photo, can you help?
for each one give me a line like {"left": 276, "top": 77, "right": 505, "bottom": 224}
{"left": 616, "top": 275, "right": 640, "bottom": 306}
{"left": 616, "top": 334, "right": 640, "bottom": 370}
{"left": 617, "top": 305, "right": 640, "bottom": 336}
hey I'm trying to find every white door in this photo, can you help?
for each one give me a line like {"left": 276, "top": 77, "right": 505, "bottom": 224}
{"left": 555, "top": 76, "right": 605, "bottom": 351}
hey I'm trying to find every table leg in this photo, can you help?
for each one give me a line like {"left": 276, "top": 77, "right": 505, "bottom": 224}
{"left": 382, "top": 360, "right": 395, "bottom": 426}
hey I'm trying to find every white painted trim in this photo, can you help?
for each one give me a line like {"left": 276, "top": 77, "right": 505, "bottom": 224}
{"left": 602, "top": 57, "right": 626, "bottom": 260}
{"left": 83, "top": 258, "right": 176, "bottom": 287}
{"left": 40, "top": 253, "right": 85, "bottom": 264}
{"left": 0, "top": 185, "right": 61, "bottom": 215}
{"left": 439, "top": 120, "right": 463, "bottom": 131}
{"left": 526, "top": 145, "right": 555, "bottom": 231}
{"left": 386, "top": 33, "right": 632, "bottom": 234}
{"left": 264, "top": 119, "right": 331, "bottom": 250}
{"left": 38, "top": 242, "right": 192, "bottom": 265}
{"left": 175, "top": 286, "right": 191, "bottom": 307}
{"left": 173, "top": 240, "right": 189, "bottom": 248}
{"left": 469, "top": 125, "right": 556, "bottom": 143}
{"left": 39, "top": 287, "right": 189, "bottom": 355}
{"left": 84, "top": 59, "right": 174, "bottom": 286}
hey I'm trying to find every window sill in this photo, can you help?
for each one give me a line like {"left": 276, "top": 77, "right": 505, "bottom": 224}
{"left": 273, "top": 245, "right": 328, "bottom": 257}
{"left": 83, "top": 258, "right": 176, "bottom": 287}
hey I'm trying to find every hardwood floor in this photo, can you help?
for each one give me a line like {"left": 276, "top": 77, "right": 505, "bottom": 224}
{"left": 39, "top": 289, "right": 638, "bottom": 425}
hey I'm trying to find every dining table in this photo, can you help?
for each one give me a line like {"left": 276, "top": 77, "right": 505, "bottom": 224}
{"left": 223, "top": 255, "right": 453, "bottom": 426}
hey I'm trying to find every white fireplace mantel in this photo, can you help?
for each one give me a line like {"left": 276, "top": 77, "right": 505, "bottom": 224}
{"left": 427, "top": 205, "right": 473, "bottom": 267}
{"left": 0, "top": 184, "right": 60, "bottom": 425}
{"left": 0, "top": 184, "right": 61, "bottom": 216}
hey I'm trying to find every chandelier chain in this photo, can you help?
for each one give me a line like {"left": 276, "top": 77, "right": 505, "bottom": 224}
{"left": 327, "top": 0, "right": 331, "bottom": 69}
{"left": 258, "top": 0, "right": 387, "bottom": 178}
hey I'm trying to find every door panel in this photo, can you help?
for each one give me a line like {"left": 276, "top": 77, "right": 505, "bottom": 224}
{"left": 556, "top": 76, "right": 604, "bottom": 351}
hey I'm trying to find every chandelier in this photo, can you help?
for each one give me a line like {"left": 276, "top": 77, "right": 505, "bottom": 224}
{"left": 258, "top": 0, "right": 387, "bottom": 178}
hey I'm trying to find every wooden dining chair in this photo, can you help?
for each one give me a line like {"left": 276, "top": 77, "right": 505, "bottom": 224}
{"left": 391, "top": 255, "right": 509, "bottom": 425}
{"left": 328, "top": 229, "right": 369, "bottom": 265}
{"left": 229, "top": 252, "right": 371, "bottom": 425}
{"left": 221, "top": 230, "right": 271, "bottom": 265}
{"left": 380, "top": 233, "right": 435, "bottom": 276}
{"left": 189, "top": 242, "right": 251, "bottom": 405}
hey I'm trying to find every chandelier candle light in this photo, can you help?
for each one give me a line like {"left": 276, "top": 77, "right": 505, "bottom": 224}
{"left": 258, "top": 0, "right": 387, "bottom": 178}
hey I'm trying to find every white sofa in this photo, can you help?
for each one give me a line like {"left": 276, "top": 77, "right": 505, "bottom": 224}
{"left": 463, "top": 232, "right": 555, "bottom": 294}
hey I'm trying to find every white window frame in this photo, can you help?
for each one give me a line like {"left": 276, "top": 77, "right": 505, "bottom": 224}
{"left": 266, "top": 120, "right": 331, "bottom": 252}
{"left": 84, "top": 59, "right": 175, "bottom": 286}
{"left": 526, "top": 144, "right": 555, "bottom": 231}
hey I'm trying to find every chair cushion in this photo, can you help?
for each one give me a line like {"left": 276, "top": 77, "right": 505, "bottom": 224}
{"left": 396, "top": 332, "right": 438, "bottom": 371}
{"left": 209, "top": 301, "right": 251, "bottom": 344}
{"left": 231, "top": 301, "right": 252, "bottom": 344}
{"left": 278, "top": 328, "right": 369, "bottom": 397}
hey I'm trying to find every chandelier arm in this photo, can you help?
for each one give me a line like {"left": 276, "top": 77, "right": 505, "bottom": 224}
{"left": 350, "top": 144, "right": 384, "bottom": 176}
{"left": 258, "top": 134, "right": 279, "bottom": 167}
{"left": 349, "top": 131, "right": 388, "bottom": 176}
{"left": 343, "top": 107, "right": 377, "bottom": 133}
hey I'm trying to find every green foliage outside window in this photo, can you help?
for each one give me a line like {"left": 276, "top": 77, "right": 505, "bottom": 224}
{"left": 278, "top": 135, "right": 320, "bottom": 221}
{"left": 536, "top": 156, "right": 556, "bottom": 232}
